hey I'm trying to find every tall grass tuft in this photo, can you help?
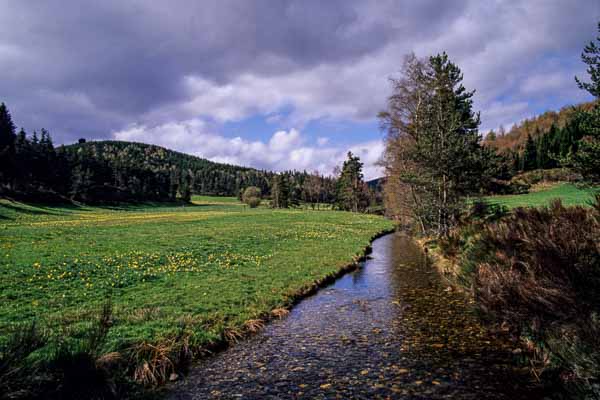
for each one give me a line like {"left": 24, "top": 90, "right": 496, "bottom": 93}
{"left": 0, "top": 301, "right": 135, "bottom": 399}
{"left": 442, "top": 197, "right": 600, "bottom": 397}
{"left": 0, "top": 322, "right": 47, "bottom": 398}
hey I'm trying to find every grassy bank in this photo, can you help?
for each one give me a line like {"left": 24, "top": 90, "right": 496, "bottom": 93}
{"left": 0, "top": 196, "right": 393, "bottom": 397}
{"left": 482, "top": 183, "right": 597, "bottom": 209}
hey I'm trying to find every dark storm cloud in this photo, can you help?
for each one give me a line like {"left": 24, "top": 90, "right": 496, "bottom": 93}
{"left": 0, "top": 0, "right": 467, "bottom": 142}
{"left": 0, "top": 0, "right": 598, "bottom": 144}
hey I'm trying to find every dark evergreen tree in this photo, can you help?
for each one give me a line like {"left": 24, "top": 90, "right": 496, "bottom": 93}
{"left": 179, "top": 169, "right": 193, "bottom": 202}
{"left": 522, "top": 134, "right": 537, "bottom": 171}
{"left": 270, "top": 174, "right": 290, "bottom": 208}
{"left": 0, "top": 103, "right": 16, "bottom": 189}
{"left": 575, "top": 21, "right": 600, "bottom": 97}
{"left": 570, "top": 20, "right": 600, "bottom": 183}
{"left": 336, "top": 152, "right": 366, "bottom": 212}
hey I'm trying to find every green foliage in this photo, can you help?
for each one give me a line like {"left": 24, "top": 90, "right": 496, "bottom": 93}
{"left": 569, "top": 105, "right": 600, "bottom": 183}
{"left": 380, "top": 52, "right": 491, "bottom": 236}
{"left": 570, "top": 21, "right": 600, "bottom": 184}
{"left": 522, "top": 134, "right": 537, "bottom": 171}
{"left": 241, "top": 186, "right": 262, "bottom": 208}
{"left": 270, "top": 174, "right": 290, "bottom": 208}
{"left": 336, "top": 152, "right": 370, "bottom": 212}
{"left": 575, "top": 21, "right": 600, "bottom": 97}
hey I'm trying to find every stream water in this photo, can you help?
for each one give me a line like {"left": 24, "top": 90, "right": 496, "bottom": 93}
{"left": 169, "top": 233, "right": 542, "bottom": 399}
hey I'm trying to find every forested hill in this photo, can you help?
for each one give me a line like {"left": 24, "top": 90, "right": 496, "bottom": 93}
{"left": 482, "top": 100, "right": 596, "bottom": 173}
{"left": 0, "top": 99, "right": 341, "bottom": 204}
{"left": 63, "top": 140, "right": 274, "bottom": 199}
{"left": 484, "top": 101, "right": 595, "bottom": 151}
{"left": 1, "top": 100, "right": 343, "bottom": 204}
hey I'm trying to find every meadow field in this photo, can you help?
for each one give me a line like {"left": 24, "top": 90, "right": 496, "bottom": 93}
{"left": 482, "top": 183, "right": 598, "bottom": 209}
{"left": 0, "top": 196, "right": 392, "bottom": 385}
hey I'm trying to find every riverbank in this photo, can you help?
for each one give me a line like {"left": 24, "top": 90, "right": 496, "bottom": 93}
{"left": 169, "top": 233, "right": 541, "bottom": 399}
{"left": 0, "top": 198, "right": 393, "bottom": 398}
{"left": 420, "top": 199, "right": 600, "bottom": 398}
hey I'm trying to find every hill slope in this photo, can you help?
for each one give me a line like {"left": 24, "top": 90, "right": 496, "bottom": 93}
{"left": 63, "top": 140, "right": 273, "bottom": 199}
{"left": 484, "top": 101, "right": 595, "bottom": 152}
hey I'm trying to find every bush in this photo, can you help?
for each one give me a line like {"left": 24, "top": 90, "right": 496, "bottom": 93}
{"left": 241, "top": 186, "right": 262, "bottom": 208}
{"left": 448, "top": 197, "right": 600, "bottom": 397}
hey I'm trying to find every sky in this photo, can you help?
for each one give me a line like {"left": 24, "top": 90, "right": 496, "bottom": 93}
{"left": 1, "top": 1, "right": 598, "bottom": 180}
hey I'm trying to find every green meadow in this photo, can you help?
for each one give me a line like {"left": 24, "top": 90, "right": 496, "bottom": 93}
{"left": 482, "top": 183, "right": 598, "bottom": 209}
{"left": 0, "top": 197, "right": 392, "bottom": 359}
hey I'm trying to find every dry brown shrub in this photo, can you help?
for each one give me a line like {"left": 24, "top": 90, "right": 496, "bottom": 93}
{"left": 243, "top": 319, "right": 265, "bottom": 333}
{"left": 223, "top": 327, "right": 243, "bottom": 344}
{"left": 462, "top": 198, "right": 600, "bottom": 395}
{"left": 131, "top": 341, "right": 176, "bottom": 386}
{"left": 271, "top": 308, "right": 290, "bottom": 319}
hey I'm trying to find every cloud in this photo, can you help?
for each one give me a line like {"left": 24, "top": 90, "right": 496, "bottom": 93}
{"left": 317, "top": 137, "right": 329, "bottom": 146}
{"left": 0, "top": 0, "right": 598, "bottom": 172}
{"left": 113, "top": 121, "right": 383, "bottom": 179}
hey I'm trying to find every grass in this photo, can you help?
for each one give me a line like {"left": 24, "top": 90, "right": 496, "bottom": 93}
{"left": 482, "top": 183, "right": 598, "bottom": 209}
{"left": 0, "top": 195, "right": 393, "bottom": 390}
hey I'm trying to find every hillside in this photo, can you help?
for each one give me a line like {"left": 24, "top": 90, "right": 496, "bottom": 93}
{"left": 63, "top": 140, "right": 274, "bottom": 198}
{"left": 484, "top": 101, "right": 595, "bottom": 152}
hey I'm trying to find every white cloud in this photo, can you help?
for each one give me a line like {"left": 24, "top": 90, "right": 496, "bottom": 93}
{"left": 112, "top": 120, "right": 384, "bottom": 180}
{"left": 317, "top": 137, "right": 329, "bottom": 146}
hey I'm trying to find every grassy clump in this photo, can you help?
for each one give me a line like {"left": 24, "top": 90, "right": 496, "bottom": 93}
{"left": 440, "top": 198, "right": 600, "bottom": 397}
{"left": 0, "top": 196, "right": 392, "bottom": 396}
{"left": 0, "top": 302, "right": 140, "bottom": 399}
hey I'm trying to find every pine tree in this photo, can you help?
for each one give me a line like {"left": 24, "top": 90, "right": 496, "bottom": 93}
{"left": 420, "top": 53, "right": 484, "bottom": 236}
{"left": 379, "top": 52, "right": 488, "bottom": 236}
{"left": 336, "top": 152, "right": 365, "bottom": 212}
{"left": 0, "top": 102, "right": 16, "bottom": 187}
{"left": 522, "top": 134, "right": 537, "bottom": 171}
{"left": 570, "top": 20, "right": 600, "bottom": 183}
{"left": 575, "top": 21, "right": 600, "bottom": 97}
{"left": 270, "top": 174, "right": 289, "bottom": 208}
{"left": 179, "top": 169, "right": 193, "bottom": 202}
{"left": 536, "top": 129, "right": 549, "bottom": 169}
{"left": 0, "top": 103, "right": 15, "bottom": 149}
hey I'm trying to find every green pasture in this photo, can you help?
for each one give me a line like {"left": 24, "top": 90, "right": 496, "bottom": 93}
{"left": 0, "top": 196, "right": 392, "bottom": 356}
{"left": 482, "top": 184, "right": 598, "bottom": 209}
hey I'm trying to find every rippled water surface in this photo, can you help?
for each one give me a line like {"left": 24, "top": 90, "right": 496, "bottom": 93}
{"left": 169, "top": 233, "right": 541, "bottom": 399}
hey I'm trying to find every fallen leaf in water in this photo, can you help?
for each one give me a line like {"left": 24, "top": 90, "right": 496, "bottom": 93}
{"left": 320, "top": 383, "right": 332, "bottom": 389}
{"left": 432, "top": 380, "right": 441, "bottom": 385}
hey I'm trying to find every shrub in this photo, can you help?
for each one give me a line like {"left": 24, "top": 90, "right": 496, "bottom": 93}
{"left": 241, "top": 186, "right": 262, "bottom": 208}
{"left": 451, "top": 197, "right": 600, "bottom": 396}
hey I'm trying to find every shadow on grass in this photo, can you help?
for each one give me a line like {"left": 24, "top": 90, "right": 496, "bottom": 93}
{"left": 0, "top": 199, "right": 215, "bottom": 221}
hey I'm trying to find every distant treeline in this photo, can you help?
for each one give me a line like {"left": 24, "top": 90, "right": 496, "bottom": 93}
{"left": 0, "top": 103, "right": 341, "bottom": 205}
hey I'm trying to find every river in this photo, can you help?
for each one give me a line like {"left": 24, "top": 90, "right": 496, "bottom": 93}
{"left": 169, "top": 233, "right": 541, "bottom": 399}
